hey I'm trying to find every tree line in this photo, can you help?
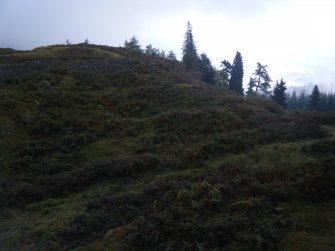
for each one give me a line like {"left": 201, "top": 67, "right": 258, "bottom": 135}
{"left": 123, "top": 22, "right": 335, "bottom": 112}
{"left": 287, "top": 86, "right": 335, "bottom": 111}
{"left": 123, "top": 36, "right": 177, "bottom": 60}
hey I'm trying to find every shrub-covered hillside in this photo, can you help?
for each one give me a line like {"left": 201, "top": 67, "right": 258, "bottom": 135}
{"left": 0, "top": 44, "right": 334, "bottom": 250}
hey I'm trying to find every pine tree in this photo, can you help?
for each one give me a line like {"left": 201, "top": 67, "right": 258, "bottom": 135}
{"left": 297, "top": 90, "right": 307, "bottom": 109}
{"left": 327, "top": 93, "right": 335, "bottom": 111}
{"left": 271, "top": 79, "right": 287, "bottom": 108}
{"left": 182, "top": 21, "right": 199, "bottom": 70}
{"left": 215, "top": 70, "right": 229, "bottom": 88}
{"left": 199, "top": 53, "right": 216, "bottom": 84}
{"left": 145, "top": 44, "right": 160, "bottom": 56}
{"left": 246, "top": 77, "right": 256, "bottom": 96}
{"left": 319, "top": 93, "right": 328, "bottom": 111}
{"left": 288, "top": 90, "right": 298, "bottom": 109}
{"left": 124, "top": 36, "right": 141, "bottom": 51}
{"left": 221, "top": 60, "right": 232, "bottom": 75}
{"left": 220, "top": 59, "right": 232, "bottom": 87}
{"left": 229, "top": 51, "right": 244, "bottom": 95}
{"left": 248, "top": 63, "right": 272, "bottom": 96}
{"left": 167, "top": 50, "right": 177, "bottom": 60}
{"left": 309, "top": 85, "right": 321, "bottom": 110}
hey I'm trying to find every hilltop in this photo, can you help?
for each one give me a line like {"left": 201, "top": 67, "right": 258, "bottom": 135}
{"left": 0, "top": 44, "right": 334, "bottom": 250}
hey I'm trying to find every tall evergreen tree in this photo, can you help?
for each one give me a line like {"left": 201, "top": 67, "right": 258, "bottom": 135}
{"left": 199, "top": 53, "right": 216, "bottom": 84}
{"left": 229, "top": 51, "right": 244, "bottom": 95}
{"left": 182, "top": 22, "right": 199, "bottom": 70}
{"left": 271, "top": 79, "right": 287, "bottom": 108}
{"left": 248, "top": 63, "right": 272, "bottom": 96}
{"left": 297, "top": 90, "right": 307, "bottom": 109}
{"left": 319, "top": 93, "right": 328, "bottom": 111}
{"left": 220, "top": 59, "right": 232, "bottom": 87}
{"left": 288, "top": 90, "right": 298, "bottom": 109}
{"left": 309, "top": 85, "right": 321, "bottom": 110}
{"left": 327, "top": 93, "right": 335, "bottom": 111}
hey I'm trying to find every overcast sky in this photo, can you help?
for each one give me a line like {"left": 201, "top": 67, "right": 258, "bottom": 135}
{"left": 1, "top": 0, "right": 335, "bottom": 91}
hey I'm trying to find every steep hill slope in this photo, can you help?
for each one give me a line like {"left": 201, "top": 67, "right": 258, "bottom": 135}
{"left": 0, "top": 44, "right": 334, "bottom": 250}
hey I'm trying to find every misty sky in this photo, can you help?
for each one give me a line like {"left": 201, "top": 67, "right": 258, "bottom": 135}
{"left": 1, "top": 0, "right": 335, "bottom": 91}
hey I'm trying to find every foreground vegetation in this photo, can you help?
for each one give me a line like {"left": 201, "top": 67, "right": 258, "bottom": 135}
{"left": 0, "top": 44, "right": 334, "bottom": 250}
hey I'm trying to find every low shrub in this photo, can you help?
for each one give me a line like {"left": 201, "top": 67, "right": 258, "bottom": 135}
{"left": 302, "top": 139, "right": 335, "bottom": 156}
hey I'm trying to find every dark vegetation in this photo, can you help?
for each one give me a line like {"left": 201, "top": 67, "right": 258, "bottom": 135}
{"left": 0, "top": 43, "right": 335, "bottom": 251}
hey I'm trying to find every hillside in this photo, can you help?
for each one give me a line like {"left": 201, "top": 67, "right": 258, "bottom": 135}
{"left": 0, "top": 44, "right": 334, "bottom": 251}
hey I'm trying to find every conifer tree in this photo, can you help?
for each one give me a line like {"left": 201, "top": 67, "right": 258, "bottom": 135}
{"left": 221, "top": 60, "right": 232, "bottom": 75}
{"left": 247, "top": 77, "right": 256, "bottom": 96}
{"left": 327, "top": 93, "right": 335, "bottom": 111}
{"left": 145, "top": 44, "right": 160, "bottom": 56}
{"left": 124, "top": 36, "right": 141, "bottom": 51}
{"left": 297, "top": 90, "right": 307, "bottom": 109}
{"left": 214, "top": 70, "right": 228, "bottom": 88}
{"left": 319, "top": 93, "right": 328, "bottom": 111}
{"left": 248, "top": 63, "right": 272, "bottom": 96}
{"left": 167, "top": 50, "right": 177, "bottom": 60}
{"left": 182, "top": 22, "right": 199, "bottom": 70}
{"left": 228, "top": 51, "right": 244, "bottom": 95}
{"left": 287, "top": 89, "right": 335, "bottom": 111}
{"left": 309, "top": 85, "right": 321, "bottom": 110}
{"left": 288, "top": 90, "right": 298, "bottom": 109}
{"left": 220, "top": 60, "right": 232, "bottom": 87}
{"left": 271, "top": 79, "right": 287, "bottom": 108}
{"left": 199, "top": 53, "right": 216, "bottom": 84}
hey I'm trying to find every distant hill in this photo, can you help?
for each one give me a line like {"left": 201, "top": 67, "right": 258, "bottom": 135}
{"left": 0, "top": 44, "right": 334, "bottom": 251}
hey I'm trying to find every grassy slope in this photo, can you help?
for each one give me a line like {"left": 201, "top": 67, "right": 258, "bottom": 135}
{"left": 0, "top": 44, "right": 122, "bottom": 63}
{"left": 0, "top": 44, "right": 334, "bottom": 250}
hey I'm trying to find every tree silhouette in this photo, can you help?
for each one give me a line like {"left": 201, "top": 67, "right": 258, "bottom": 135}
{"left": 287, "top": 90, "right": 298, "bottom": 109}
{"left": 246, "top": 77, "right": 256, "bottom": 96}
{"left": 309, "top": 85, "right": 321, "bottom": 110}
{"left": 287, "top": 89, "right": 335, "bottom": 111}
{"left": 217, "top": 60, "right": 232, "bottom": 88}
{"left": 229, "top": 51, "right": 244, "bottom": 95}
{"left": 248, "top": 63, "right": 272, "bottom": 96}
{"left": 182, "top": 22, "right": 198, "bottom": 70}
{"left": 124, "top": 36, "right": 141, "bottom": 51}
{"left": 297, "top": 90, "right": 307, "bottom": 109}
{"left": 221, "top": 60, "right": 232, "bottom": 76}
{"left": 145, "top": 44, "right": 160, "bottom": 56}
{"left": 271, "top": 79, "right": 287, "bottom": 108}
{"left": 199, "top": 53, "right": 216, "bottom": 84}
{"left": 167, "top": 50, "right": 177, "bottom": 60}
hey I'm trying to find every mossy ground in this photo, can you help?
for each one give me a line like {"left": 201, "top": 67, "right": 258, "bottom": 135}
{"left": 0, "top": 44, "right": 334, "bottom": 250}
